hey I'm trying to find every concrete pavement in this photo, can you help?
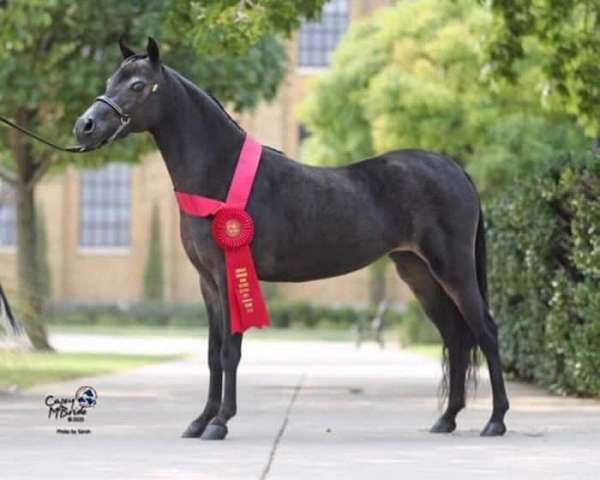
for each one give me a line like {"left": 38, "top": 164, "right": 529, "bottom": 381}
{"left": 1, "top": 336, "right": 599, "bottom": 479}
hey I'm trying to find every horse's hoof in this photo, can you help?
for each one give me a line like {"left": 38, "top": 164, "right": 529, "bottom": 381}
{"left": 430, "top": 417, "right": 456, "bottom": 434}
{"left": 201, "top": 423, "right": 228, "bottom": 440}
{"left": 181, "top": 419, "right": 208, "bottom": 438}
{"left": 480, "top": 421, "right": 506, "bottom": 437}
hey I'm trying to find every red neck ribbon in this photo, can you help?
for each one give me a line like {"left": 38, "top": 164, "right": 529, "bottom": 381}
{"left": 175, "top": 135, "right": 270, "bottom": 334}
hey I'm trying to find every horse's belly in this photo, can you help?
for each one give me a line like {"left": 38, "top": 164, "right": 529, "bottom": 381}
{"left": 255, "top": 231, "right": 395, "bottom": 282}
{"left": 260, "top": 257, "right": 380, "bottom": 282}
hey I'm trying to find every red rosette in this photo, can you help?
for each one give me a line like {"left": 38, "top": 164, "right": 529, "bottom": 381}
{"left": 212, "top": 208, "right": 254, "bottom": 250}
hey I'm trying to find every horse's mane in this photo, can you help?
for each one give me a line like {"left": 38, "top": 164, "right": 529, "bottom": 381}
{"left": 164, "top": 65, "right": 244, "bottom": 133}
{"left": 162, "top": 64, "right": 286, "bottom": 155}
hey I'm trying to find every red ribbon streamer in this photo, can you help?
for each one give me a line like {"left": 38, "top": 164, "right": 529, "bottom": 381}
{"left": 212, "top": 208, "right": 269, "bottom": 333}
{"left": 175, "top": 135, "right": 271, "bottom": 334}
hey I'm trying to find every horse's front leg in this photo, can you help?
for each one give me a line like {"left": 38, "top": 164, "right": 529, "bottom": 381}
{"left": 182, "top": 279, "right": 223, "bottom": 438}
{"left": 201, "top": 333, "right": 242, "bottom": 440}
{"left": 201, "top": 271, "right": 243, "bottom": 441}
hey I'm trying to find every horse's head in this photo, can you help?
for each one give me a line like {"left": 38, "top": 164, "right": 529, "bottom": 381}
{"left": 73, "top": 38, "right": 164, "bottom": 150}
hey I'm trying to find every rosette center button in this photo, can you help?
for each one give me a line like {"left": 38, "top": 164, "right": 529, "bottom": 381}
{"left": 225, "top": 219, "right": 241, "bottom": 238}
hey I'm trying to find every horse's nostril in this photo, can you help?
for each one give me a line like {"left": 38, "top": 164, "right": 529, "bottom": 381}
{"left": 83, "top": 118, "right": 95, "bottom": 134}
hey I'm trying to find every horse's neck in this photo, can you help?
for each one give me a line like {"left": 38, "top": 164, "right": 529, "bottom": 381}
{"left": 150, "top": 72, "right": 246, "bottom": 198}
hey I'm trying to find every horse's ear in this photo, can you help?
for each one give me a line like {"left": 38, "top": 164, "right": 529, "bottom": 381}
{"left": 146, "top": 37, "right": 160, "bottom": 66}
{"left": 119, "top": 37, "right": 136, "bottom": 60}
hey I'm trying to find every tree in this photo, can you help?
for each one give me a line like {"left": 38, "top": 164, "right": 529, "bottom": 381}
{"left": 143, "top": 204, "right": 165, "bottom": 302}
{"left": 0, "top": 0, "right": 326, "bottom": 349}
{"left": 299, "top": 0, "right": 588, "bottom": 194}
{"left": 486, "top": 0, "right": 600, "bottom": 136}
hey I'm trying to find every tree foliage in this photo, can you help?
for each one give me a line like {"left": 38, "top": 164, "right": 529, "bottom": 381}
{"left": 300, "top": 0, "right": 587, "bottom": 193}
{"left": 486, "top": 0, "right": 600, "bottom": 135}
{"left": 0, "top": 0, "right": 292, "bottom": 172}
{"left": 166, "top": 0, "right": 327, "bottom": 54}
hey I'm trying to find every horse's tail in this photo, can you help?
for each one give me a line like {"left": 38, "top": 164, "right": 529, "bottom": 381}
{"left": 466, "top": 173, "right": 490, "bottom": 394}
{"left": 439, "top": 327, "right": 479, "bottom": 406}
{"left": 459, "top": 169, "right": 489, "bottom": 307}
{"left": 475, "top": 205, "right": 489, "bottom": 306}
{"left": 442, "top": 169, "right": 488, "bottom": 402}
{"left": 0, "top": 283, "right": 18, "bottom": 333}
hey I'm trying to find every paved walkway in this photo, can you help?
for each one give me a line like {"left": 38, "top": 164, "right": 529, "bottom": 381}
{"left": 1, "top": 336, "right": 599, "bottom": 479}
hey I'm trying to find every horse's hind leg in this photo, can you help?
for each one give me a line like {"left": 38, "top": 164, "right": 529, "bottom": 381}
{"left": 390, "top": 251, "right": 474, "bottom": 433}
{"left": 182, "top": 279, "right": 223, "bottom": 438}
{"left": 419, "top": 236, "right": 509, "bottom": 436}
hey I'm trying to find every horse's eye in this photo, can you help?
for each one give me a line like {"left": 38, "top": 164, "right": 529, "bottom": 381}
{"left": 131, "top": 81, "right": 145, "bottom": 92}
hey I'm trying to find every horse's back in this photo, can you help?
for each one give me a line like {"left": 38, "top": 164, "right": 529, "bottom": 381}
{"left": 349, "top": 148, "right": 473, "bottom": 191}
{"left": 345, "top": 149, "right": 480, "bottom": 220}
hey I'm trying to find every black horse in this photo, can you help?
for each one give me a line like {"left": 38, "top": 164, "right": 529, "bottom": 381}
{"left": 74, "top": 39, "right": 509, "bottom": 440}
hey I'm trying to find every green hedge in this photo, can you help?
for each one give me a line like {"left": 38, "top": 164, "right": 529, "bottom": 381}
{"left": 44, "top": 301, "right": 405, "bottom": 330}
{"left": 487, "top": 152, "right": 600, "bottom": 396}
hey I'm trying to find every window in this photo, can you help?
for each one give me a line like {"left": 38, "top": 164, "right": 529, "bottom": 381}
{"left": 298, "top": 0, "right": 349, "bottom": 68}
{"left": 0, "top": 181, "right": 16, "bottom": 247}
{"left": 79, "top": 164, "right": 131, "bottom": 248}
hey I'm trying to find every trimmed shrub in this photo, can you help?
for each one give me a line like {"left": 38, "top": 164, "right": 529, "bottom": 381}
{"left": 44, "top": 301, "right": 405, "bottom": 330}
{"left": 45, "top": 302, "right": 208, "bottom": 328}
{"left": 142, "top": 204, "right": 164, "bottom": 301}
{"left": 487, "top": 152, "right": 600, "bottom": 396}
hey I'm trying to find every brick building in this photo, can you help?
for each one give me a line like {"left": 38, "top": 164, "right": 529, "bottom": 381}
{"left": 0, "top": 0, "right": 409, "bottom": 306}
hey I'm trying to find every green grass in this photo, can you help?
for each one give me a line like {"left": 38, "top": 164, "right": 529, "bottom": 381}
{"left": 0, "top": 351, "right": 182, "bottom": 389}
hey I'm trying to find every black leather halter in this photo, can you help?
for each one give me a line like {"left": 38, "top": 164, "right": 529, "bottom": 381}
{"left": 95, "top": 95, "right": 130, "bottom": 122}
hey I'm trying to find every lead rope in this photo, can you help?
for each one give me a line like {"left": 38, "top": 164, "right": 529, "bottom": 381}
{"left": 0, "top": 115, "right": 88, "bottom": 153}
{"left": 0, "top": 82, "right": 159, "bottom": 154}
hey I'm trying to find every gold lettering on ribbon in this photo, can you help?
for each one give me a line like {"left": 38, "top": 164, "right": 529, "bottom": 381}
{"left": 235, "top": 267, "right": 254, "bottom": 313}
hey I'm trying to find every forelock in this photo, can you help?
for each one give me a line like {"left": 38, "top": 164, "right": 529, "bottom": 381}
{"left": 122, "top": 53, "right": 147, "bottom": 65}
{"left": 113, "top": 55, "right": 152, "bottom": 80}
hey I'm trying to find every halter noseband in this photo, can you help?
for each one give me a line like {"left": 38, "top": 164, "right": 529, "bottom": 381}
{"left": 94, "top": 95, "right": 131, "bottom": 145}
{"left": 95, "top": 95, "right": 130, "bottom": 122}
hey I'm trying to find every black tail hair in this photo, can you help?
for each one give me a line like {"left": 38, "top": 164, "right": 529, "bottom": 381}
{"left": 461, "top": 169, "right": 489, "bottom": 306}
{"left": 439, "top": 329, "right": 479, "bottom": 409}
{"left": 475, "top": 205, "right": 489, "bottom": 306}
